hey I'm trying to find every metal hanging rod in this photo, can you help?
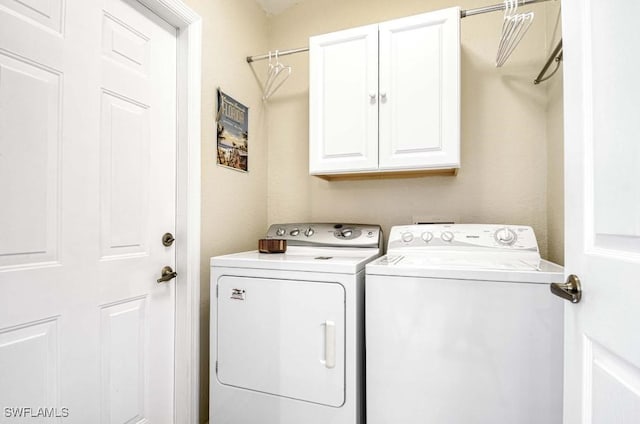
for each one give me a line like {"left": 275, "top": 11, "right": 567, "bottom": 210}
{"left": 461, "top": 0, "right": 552, "bottom": 18}
{"left": 246, "top": 0, "right": 553, "bottom": 63}
{"left": 247, "top": 47, "right": 309, "bottom": 63}
{"left": 534, "top": 39, "right": 563, "bottom": 84}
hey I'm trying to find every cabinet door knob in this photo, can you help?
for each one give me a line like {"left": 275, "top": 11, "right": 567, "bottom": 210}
{"left": 369, "top": 93, "right": 377, "bottom": 103}
{"left": 380, "top": 92, "right": 387, "bottom": 102}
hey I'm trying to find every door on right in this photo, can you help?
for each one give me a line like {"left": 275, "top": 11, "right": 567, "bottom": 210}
{"left": 562, "top": 1, "right": 640, "bottom": 422}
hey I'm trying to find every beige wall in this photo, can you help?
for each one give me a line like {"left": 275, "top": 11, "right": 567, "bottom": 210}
{"left": 182, "top": 0, "right": 268, "bottom": 421}
{"left": 265, "top": 0, "right": 563, "bottom": 259}
{"left": 545, "top": 3, "right": 564, "bottom": 265}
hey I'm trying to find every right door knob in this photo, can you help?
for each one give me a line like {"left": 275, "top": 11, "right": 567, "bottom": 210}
{"left": 550, "top": 274, "right": 582, "bottom": 303}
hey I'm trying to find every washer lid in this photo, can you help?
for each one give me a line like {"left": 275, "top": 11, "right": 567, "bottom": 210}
{"left": 385, "top": 251, "right": 542, "bottom": 270}
{"left": 366, "top": 255, "right": 563, "bottom": 284}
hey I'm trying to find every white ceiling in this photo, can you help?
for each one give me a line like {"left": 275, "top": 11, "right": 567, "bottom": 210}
{"left": 254, "top": 0, "right": 305, "bottom": 15}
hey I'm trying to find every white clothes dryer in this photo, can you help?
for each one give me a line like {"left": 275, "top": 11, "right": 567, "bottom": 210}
{"left": 210, "top": 223, "right": 382, "bottom": 424}
{"left": 365, "top": 224, "right": 564, "bottom": 424}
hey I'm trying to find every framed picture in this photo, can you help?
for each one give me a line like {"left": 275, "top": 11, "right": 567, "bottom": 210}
{"left": 216, "top": 89, "right": 248, "bottom": 172}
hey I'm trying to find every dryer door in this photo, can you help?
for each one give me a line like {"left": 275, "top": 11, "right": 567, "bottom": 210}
{"left": 216, "top": 276, "right": 346, "bottom": 407}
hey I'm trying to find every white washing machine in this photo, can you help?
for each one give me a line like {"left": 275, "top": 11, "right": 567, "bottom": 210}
{"left": 365, "top": 224, "right": 564, "bottom": 424}
{"left": 210, "top": 223, "right": 382, "bottom": 424}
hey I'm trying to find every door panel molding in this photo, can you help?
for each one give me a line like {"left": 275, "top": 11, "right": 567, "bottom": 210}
{"left": 100, "top": 296, "right": 147, "bottom": 424}
{"left": 582, "top": 336, "right": 640, "bottom": 423}
{"left": 0, "top": 317, "right": 59, "bottom": 409}
{"left": 0, "top": 51, "right": 61, "bottom": 269}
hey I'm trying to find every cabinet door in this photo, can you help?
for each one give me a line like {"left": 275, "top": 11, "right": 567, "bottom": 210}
{"left": 309, "top": 25, "right": 379, "bottom": 174}
{"left": 378, "top": 7, "right": 460, "bottom": 170}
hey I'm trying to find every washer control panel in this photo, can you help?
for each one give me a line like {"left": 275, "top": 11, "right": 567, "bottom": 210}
{"left": 388, "top": 224, "right": 539, "bottom": 252}
{"left": 266, "top": 223, "right": 382, "bottom": 248}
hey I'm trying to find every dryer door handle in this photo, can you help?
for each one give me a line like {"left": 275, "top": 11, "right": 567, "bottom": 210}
{"left": 324, "top": 320, "right": 336, "bottom": 369}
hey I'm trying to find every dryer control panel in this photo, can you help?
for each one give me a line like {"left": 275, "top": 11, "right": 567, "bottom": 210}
{"left": 387, "top": 224, "right": 539, "bottom": 252}
{"left": 266, "top": 223, "right": 382, "bottom": 248}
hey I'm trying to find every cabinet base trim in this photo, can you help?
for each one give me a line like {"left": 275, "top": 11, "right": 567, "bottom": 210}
{"left": 313, "top": 168, "right": 458, "bottom": 181}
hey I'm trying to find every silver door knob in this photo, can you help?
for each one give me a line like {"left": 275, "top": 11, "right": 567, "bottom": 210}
{"left": 157, "top": 266, "right": 177, "bottom": 283}
{"left": 550, "top": 274, "right": 582, "bottom": 303}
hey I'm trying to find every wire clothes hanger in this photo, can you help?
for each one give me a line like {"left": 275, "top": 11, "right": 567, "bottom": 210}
{"left": 262, "top": 50, "right": 292, "bottom": 101}
{"left": 495, "top": 0, "right": 535, "bottom": 67}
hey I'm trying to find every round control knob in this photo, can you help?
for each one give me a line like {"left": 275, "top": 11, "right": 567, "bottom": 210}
{"left": 401, "top": 232, "right": 414, "bottom": 243}
{"left": 421, "top": 232, "right": 434, "bottom": 243}
{"left": 441, "top": 231, "right": 454, "bottom": 242}
{"left": 276, "top": 228, "right": 285, "bottom": 236}
{"left": 290, "top": 228, "right": 300, "bottom": 236}
{"left": 341, "top": 229, "right": 353, "bottom": 238}
{"left": 495, "top": 228, "right": 517, "bottom": 245}
{"left": 304, "top": 228, "right": 315, "bottom": 237}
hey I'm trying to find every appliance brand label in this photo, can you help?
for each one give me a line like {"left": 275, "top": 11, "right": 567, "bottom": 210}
{"left": 230, "top": 288, "right": 245, "bottom": 300}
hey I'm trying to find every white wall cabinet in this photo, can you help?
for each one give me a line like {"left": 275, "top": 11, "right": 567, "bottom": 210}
{"left": 309, "top": 7, "right": 460, "bottom": 179}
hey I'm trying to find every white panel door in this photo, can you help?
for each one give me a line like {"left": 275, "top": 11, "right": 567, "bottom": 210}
{"left": 0, "top": 0, "right": 177, "bottom": 422}
{"left": 216, "top": 276, "right": 345, "bottom": 407}
{"left": 563, "top": 1, "right": 640, "bottom": 423}
{"left": 309, "top": 24, "right": 379, "bottom": 174}
{"left": 378, "top": 7, "right": 460, "bottom": 171}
